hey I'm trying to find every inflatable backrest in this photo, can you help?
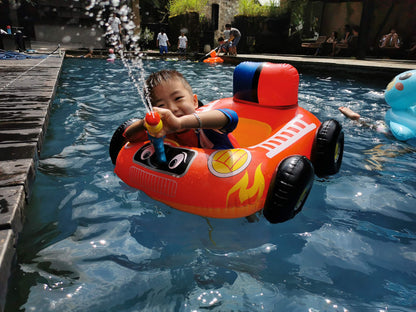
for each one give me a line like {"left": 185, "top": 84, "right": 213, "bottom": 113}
{"left": 233, "top": 62, "right": 299, "bottom": 107}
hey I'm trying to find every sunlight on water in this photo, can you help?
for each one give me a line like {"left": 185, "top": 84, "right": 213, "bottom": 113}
{"left": 5, "top": 59, "right": 416, "bottom": 312}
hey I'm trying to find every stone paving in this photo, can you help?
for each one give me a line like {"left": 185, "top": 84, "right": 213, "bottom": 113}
{"left": 0, "top": 46, "right": 415, "bottom": 310}
{"left": 223, "top": 53, "right": 416, "bottom": 80}
{"left": 0, "top": 52, "right": 63, "bottom": 311}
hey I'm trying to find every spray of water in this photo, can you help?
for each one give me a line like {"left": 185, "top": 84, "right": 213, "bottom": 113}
{"left": 86, "top": 0, "right": 153, "bottom": 113}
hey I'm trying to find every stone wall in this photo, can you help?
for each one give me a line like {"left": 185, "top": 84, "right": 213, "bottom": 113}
{"left": 168, "top": 12, "right": 201, "bottom": 52}
{"left": 35, "top": 24, "right": 105, "bottom": 49}
{"left": 202, "top": 0, "right": 239, "bottom": 41}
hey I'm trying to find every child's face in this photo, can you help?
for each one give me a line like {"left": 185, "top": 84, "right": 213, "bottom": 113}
{"left": 151, "top": 78, "right": 198, "bottom": 117}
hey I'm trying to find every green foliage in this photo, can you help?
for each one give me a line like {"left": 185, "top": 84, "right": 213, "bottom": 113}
{"left": 238, "top": 0, "right": 262, "bottom": 16}
{"left": 169, "top": 0, "right": 209, "bottom": 17}
{"left": 141, "top": 27, "right": 154, "bottom": 42}
{"left": 238, "top": 0, "right": 283, "bottom": 17}
{"left": 286, "top": 0, "right": 309, "bottom": 27}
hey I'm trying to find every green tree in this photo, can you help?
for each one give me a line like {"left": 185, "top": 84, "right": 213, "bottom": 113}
{"left": 168, "top": 0, "right": 209, "bottom": 17}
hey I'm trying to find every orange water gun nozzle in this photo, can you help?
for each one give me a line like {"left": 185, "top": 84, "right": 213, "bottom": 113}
{"left": 144, "top": 111, "right": 167, "bottom": 164}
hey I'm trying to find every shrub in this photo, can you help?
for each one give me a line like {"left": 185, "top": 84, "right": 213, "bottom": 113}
{"left": 169, "top": 0, "right": 209, "bottom": 17}
{"left": 238, "top": 0, "right": 283, "bottom": 17}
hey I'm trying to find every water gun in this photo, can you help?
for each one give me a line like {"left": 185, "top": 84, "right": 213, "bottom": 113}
{"left": 144, "top": 111, "right": 167, "bottom": 164}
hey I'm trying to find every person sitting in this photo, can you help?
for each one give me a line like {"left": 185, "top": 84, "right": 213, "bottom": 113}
{"left": 326, "top": 31, "right": 338, "bottom": 44}
{"left": 316, "top": 31, "right": 338, "bottom": 56}
{"left": 379, "top": 28, "right": 401, "bottom": 48}
{"left": 81, "top": 48, "right": 93, "bottom": 58}
{"left": 331, "top": 25, "right": 351, "bottom": 56}
{"left": 124, "top": 70, "right": 238, "bottom": 150}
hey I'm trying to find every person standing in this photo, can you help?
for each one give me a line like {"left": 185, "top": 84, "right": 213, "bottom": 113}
{"left": 157, "top": 28, "right": 170, "bottom": 55}
{"left": 108, "top": 12, "right": 122, "bottom": 47}
{"left": 225, "top": 24, "right": 241, "bottom": 56}
{"left": 177, "top": 31, "right": 188, "bottom": 58}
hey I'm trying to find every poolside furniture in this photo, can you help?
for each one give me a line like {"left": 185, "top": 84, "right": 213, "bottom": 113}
{"left": 301, "top": 36, "right": 327, "bottom": 54}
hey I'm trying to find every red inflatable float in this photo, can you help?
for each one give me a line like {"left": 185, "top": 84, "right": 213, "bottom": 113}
{"left": 203, "top": 50, "right": 224, "bottom": 63}
{"left": 110, "top": 62, "right": 344, "bottom": 223}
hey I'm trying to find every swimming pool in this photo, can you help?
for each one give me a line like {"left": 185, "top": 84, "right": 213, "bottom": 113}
{"left": 5, "top": 58, "right": 416, "bottom": 311}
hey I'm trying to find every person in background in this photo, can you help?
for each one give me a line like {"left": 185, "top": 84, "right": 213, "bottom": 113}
{"left": 315, "top": 31, "right": 338, "bottom": 56}
{"left": 331, "top": 24, "right": 351, "bottom": 56}
{"left": 348, "top": 25, "right": 360, "bottom": 56}
{"left": 177, "top": 31, "right": 188, "bottom": 59}
{"left": 108, "top": 48, "right": 116, "bottom": 60}
{"left": 379, "top": 28, "right": 401, "bottom": 48}
{"left": 123, "top": 70, "right": 238, "bottom": 149}
{"left": 225, "top": 24, "right": 241, "bottom": 56}
{"left": 407, "top": 35, "right": 416, "bottom": 58}
{"left": 157, "top": 28, "right": 170, "bottom": 56}
{"left": 338, "top": 106, "right": 389, "bottom": 134}
{"left": 108, "top": 12, "right": 122, "bottom": 47}
{"left": 326, "top": 31, "right": 338, "bottom": 44}
{"left": 217, "top": 37, "right": 229, "bottom": 55}
{"left": 223, "top": 27, "right": 230, "bottom": 41}
{"left": 81, "top": 48, "right": 93, "bottom": 58}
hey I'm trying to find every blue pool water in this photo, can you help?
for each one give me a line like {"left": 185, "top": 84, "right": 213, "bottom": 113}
{"left": 6, "top": 59, "right": 416, "bottom": 311}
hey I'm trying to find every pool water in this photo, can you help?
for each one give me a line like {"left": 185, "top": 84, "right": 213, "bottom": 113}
{"left": 5, "top": 59, "right": 416, "bottom": 311}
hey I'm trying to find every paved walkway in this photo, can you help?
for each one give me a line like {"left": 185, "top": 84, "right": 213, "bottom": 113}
{"left": 223, "top": 53, "right": 416, "bottom": 79}
{"left": 0, "top": 45, "right": 415, "bottom": 310}
{"left": 0, "top": 51, "right": 63, "bottom": 311}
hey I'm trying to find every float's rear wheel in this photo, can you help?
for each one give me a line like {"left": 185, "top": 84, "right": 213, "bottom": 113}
{"left": 263, "top": 155, "right": 314, "bottom": 224}
{"left": 311, "top": 119, "right": 344, "bottom": 177}
{"left": 109, "top": 118, "right": 139, "bottom": 165}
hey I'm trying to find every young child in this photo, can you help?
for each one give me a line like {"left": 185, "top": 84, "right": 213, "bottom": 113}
{"left": 177, "top": 31, "right": 188, "bottom": 57}
{"left": 124, "top": 70, "right": 238, "bottom": 149}
{"left": 107, "top": 48, "right": 116, "bottom": 62}
{"left": 217, "top": 37, "right": 229, "bottom": 55}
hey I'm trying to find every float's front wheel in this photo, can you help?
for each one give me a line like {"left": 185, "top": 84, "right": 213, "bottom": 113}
{"left": 263, "top": 155, "right": 314, "bottom": 224}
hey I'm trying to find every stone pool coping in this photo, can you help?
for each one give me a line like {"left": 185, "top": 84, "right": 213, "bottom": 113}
{"left": 0, "top": 53, "right": 63, "bottom": 311}
{"left": 0, "top": 47, "right": 415, "bottom": 311}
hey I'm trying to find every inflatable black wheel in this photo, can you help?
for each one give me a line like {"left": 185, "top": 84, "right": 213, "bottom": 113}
{"left": 263, "top": 155, "right": 314, "bottom": 224}
{"left": 109, "top": 118, "right": 140, "bottom": 165}
{"left": 311, "top": 119, "right": 344, "bottom": 177}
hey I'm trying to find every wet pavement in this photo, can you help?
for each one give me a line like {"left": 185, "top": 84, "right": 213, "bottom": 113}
{"left": 0, "top": 50, "right": 63, "bottom": 311}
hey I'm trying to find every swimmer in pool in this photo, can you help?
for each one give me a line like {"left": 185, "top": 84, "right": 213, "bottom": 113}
{"left": 338, "top": 106, "right": 413, "bottom": 170}
{"left": 338, "top": 106, "right": 389, "bottom": 134}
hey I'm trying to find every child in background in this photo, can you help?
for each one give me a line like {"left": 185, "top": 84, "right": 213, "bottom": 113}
{"left": 217, "top": 37, "right": 229, "bottom": 55}
{"left": 107, "top": 48, "right": 116, "bottom": 61}
{"left": 124, "top": 70, "right": 238, "bottom": 149}
{"left": 177, "top": 31, "right": 188, "bottom": 58}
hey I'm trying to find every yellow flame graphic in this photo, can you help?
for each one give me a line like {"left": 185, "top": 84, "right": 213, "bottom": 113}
{"left": 226, "top": 164, "right": 265, "bottom": 207}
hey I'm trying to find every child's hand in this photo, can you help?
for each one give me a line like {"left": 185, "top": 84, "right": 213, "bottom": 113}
{"left": 152, "top": 107, "right": 181, "bottom": 137}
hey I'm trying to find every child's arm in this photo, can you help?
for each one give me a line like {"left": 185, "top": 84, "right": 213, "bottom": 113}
{"left": 123, "top": 119, "right": 147, "bottom": 142}
{"left": 152, "top": 107, "right": 237, "bottom": 138}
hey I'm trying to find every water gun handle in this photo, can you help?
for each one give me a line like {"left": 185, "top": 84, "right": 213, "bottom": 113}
{"left": 144, "top": 112, "right": 167, "bottom": 164}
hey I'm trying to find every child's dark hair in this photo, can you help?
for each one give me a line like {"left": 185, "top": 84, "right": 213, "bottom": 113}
{"left": 145, "top": 70, "right": 193, "bottom": 99}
